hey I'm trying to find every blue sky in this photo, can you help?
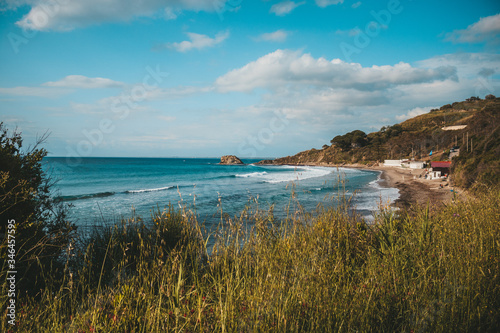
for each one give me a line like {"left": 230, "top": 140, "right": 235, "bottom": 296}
{"left": 1, "top": 0, "right": 499, "bottom": 158}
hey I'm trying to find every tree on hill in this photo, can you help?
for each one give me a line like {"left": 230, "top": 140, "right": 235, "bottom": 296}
{"left": 331, "top": 130, "right": 367, "bottom": 151}
{"left": 382, "top": 124, "right": 403, "bottom": 139}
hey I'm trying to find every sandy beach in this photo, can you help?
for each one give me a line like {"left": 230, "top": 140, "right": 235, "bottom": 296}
{"left": 272, "top": 162, "right": 467, "bottom": 210}
{"left": 343, "top": 164, "right": 467, "bottom": 210}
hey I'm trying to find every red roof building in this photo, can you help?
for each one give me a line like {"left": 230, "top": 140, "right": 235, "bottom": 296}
{"left": 431, "top": 161, "right": 452, "bottom": 169}
{"left": 431, "top": 161, "right": 452, "bottom": 175}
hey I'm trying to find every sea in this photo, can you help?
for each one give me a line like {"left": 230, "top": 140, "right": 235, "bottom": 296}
{"left": 42, "top": 157, "right": 399, "bottom": 229}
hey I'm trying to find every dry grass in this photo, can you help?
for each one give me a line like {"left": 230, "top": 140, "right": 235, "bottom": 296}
{"left": 2, "top": 188, "right": 499, "bottom": 332}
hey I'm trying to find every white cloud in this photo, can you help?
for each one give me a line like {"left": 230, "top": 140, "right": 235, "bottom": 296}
{"left": 215, "top": 49, "right": 457, "bottom": 93}
{"left": 211, "top": 50, "right": 498, "bottom": 133}
{"left": 351, "top": 1, "right": 361, "bottom": 9}
{"left": 0, "top": 75, "right": 125, "bottom": 98}
{"left": 415, "top": 53, "right": 500, "bottom": 100}
{"left": 43, "top": 75, "right": 125, "bottom": 89}
{"left": 446, "top": 13, "right": 500, "bottom": 43}
{"left": 166, "top": 31, "right": 229, "bottom": 52}
{"left": 10, "top": 0, "right": 230, "bottom": 31}
{"left": 255, "top": 30, "right": 289, "bottom": 42}
{"left": 315, "top": 0, "right": 343, "bottom": 8}
{"left": 270, "top": 1, "right": 305, "bottom": 16}
{"left": 417, "top": 53, "right": 500, "bottom": 78}
{"left": 158, "top": 115, "right": 177, "bottom": 122}
{"left": 67, "top": 85, "right": 212, "bottom": 116}
{"left": 146, "top": 86, "right": 214, "bottom": 99}
{"left": 396, "top": 106, "right": 435, "bottom": 121}
{"left": 0, "top": 86, "right": 69, "bottom": 97}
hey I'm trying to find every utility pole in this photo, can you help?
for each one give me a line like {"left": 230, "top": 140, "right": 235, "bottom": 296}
{"left": 467, "top": 132, "right": 469, "bottom": 152}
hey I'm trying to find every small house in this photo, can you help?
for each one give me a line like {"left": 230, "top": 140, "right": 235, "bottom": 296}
{"left": 431, "top": 161, "right": 451, "bottom": 176}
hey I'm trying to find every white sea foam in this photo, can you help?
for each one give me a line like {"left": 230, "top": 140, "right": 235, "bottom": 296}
{"left": 235, "top": 171, "right": 268, "bottom": 178}
{"left": 352, "top": 172, "right": 399, "bottom": 211}
{"left": 262, "top": 166, "right": 333, "bottom": 183}
{"left": 126, "top": 186, "right": 173, "bottom": 194}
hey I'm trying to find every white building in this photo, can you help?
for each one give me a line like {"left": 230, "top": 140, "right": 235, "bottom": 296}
{"left": 429, "top": 170, "right": 442, "bottom": 179}
{"left": 409, "top": 161, "right": 425, "bottom": 169}
{"left": 384, "top": 160, "right": 404, "bottom": 167}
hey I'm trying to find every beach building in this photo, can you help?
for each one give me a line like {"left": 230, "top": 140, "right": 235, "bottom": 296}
{"left": 441, "top": 125, "right": 467, "bottom": 131}
{"left": 429, "top": 170, "right": 442, "bottom": 179}
{"left": 399, "top": 160, "right": 424, "bottom": 169}
{"left": 409, "top": 161, "right": 425, "bottom": 169}
{"left": 384, "top": 159, "right": 404, "bottom": 167}
{"left": 431, "top": 161, "right": 451, "bottom": 177}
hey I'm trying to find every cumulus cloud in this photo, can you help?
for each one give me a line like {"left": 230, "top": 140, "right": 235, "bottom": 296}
{"left": 315, "top": 0, "right": 343, "bottom": 8}
{"left": 166, "top": 31, "right": 229, "bottom": 52}
{"left": 211, "top": 50, "right": 480, "bottom": 130}
{"left": 270, "top": 1, "right": 305, "bottom": 16}
{"left": 417, "top": 53, "right": 500, "bottom": 78}
{"left": 445, "top": 13, "right": 500, "bottom": 43}
{"left": 255, "top": 30, "right": 289, "bottom": 42}
{"left": 215, "top": 49, "right": 457, "bottom": 93}
{"left": 396, "top": 106, "right": 436, "bottom": 121}
{"left": 43, "top": 75, "right": 125, "bottom": 89}
{"left": 10, "top": 0, "right": 230, "bottom": 31}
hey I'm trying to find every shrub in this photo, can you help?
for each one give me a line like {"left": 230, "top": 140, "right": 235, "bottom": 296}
{"left": 0, "top": 123, "right": 76, "bottom": 295}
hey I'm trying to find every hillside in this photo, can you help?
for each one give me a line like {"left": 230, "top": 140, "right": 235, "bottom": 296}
{"left": 259, "top": 95, "right": 500, "bottom": 189}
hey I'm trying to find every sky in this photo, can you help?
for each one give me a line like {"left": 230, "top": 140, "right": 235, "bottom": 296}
{"left": 0, "top": 0, "right": 499, "bottom": 159}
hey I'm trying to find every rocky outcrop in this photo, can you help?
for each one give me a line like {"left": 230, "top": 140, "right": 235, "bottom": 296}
{"left": 220, "top": 155, "right": 244, "bottom": 165}
{"left": 256, "top": 159, "right": 275, "bottom": 165}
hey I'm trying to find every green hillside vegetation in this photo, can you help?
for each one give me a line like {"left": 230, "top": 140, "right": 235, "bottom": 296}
{"left": 263, "top": 96, "right": 500, "bottom": 190}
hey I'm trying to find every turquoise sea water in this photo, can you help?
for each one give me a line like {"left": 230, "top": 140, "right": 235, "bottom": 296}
{"left": 43, "top": 157, "right": 399, "bottom": 228}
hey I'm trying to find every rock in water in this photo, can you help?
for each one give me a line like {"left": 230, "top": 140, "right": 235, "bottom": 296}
{"left": 220, "top": 155, "right": 244, "bottom": 165}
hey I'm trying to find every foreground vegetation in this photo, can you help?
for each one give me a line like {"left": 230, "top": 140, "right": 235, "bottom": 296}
{"left": 1, "top": 186, "right": 499, "bottom": 332}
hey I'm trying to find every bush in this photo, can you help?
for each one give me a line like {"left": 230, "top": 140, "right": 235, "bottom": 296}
{"left": 0, "top": 123, "right": 76, "bottom": 295}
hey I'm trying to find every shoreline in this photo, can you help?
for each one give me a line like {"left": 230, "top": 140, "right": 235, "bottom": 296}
{"left": 261, "top": 162, "right": 465, "bottom": 210}
{"left": 353, "top": 164, "right": 462, "bottom": 210}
